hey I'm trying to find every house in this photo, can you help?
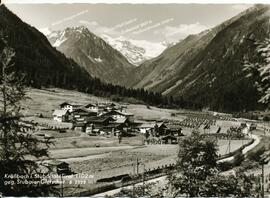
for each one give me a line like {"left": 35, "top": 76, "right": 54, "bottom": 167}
{"left": 101, "top": 110, "right": 134, "bottom": 122}
{"left": 86, "top": 116, "right": 115, "bottom": 125}
{"left": 138, "top": 122, "right": 167, "bottom": 136}
{"left": 53, "top": 109, "right": 70, "bottom": 122}
{"left": 106, "top": 117, "right": 132, "bottom": 135}
{"left": 166, "top": 123, "right": 183, "bottom": 136}
{"left": 60, "top": 102, "right": 82, "bottom": 113}
{"left": 105, "top": 103, "right": 117, "bottom": 111}
{"left": 71, "top": 108, "right": 97, "bottom": 122}
{"left": 48, "top": 160, "right": 71, "bottom": 175}
{"left": 73, "top": 122, "right": 86, "bottom": 132}
{"left": 85, "top": 103, "right": 99, "bottom": 113}
{"left": 161, "top": 135, "right": 178, "bottom": 144}
{"left": 240, "top": 123, "right": 248, "bottom": 128}
{"left": 113, "top": 117, "right": 129, "bottom": 124}
{"left": 85, "top": 116, "right": 115, "bottom": 134}
{"left": 85, "top": 103, "right": 116, "bottom": 115}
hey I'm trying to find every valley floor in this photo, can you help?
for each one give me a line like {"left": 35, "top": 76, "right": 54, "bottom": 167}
{"left": 21, "top": 88, "right": 252, "bottom": 196}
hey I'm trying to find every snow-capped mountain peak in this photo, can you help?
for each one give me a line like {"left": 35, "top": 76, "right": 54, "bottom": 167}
{"left": 101, "top": 34, "right": 169, "bottom": 66}
{"left": 39, "top": 27, "right": 52, "bottom": 36}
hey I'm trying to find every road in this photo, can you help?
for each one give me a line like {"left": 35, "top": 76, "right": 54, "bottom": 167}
{"left": 217, "top": 128, "right": 260, "bottom": 163}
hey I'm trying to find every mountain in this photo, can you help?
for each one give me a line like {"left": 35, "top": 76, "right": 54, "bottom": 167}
{"left": 0, "top": 4, "right": 94, "bottom": 91}
{"left": 101, "top": 35, "right": 168, "bottom": 66}
{"left": 47, "top": 27, "right": 134, "bottom": 85}
{"left": 0, "top": 4, "right": 169, "bottom": 107}
{"left": 128, "top": 5, "right": 270, "bottom": 112}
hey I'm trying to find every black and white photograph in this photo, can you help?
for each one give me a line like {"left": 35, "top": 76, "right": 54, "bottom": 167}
{"left": 0, "top": 0, "right": 270, "bottom": 197}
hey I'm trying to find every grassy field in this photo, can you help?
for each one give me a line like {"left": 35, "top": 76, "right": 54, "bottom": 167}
{"left": 21, "top": 88, "right": 110, "bottom": 117}
{"left": 21, "top": 88, "right": 185, "bottom": 122}
{"left": 127, "top": 104, "right": 185, "bottom": 121}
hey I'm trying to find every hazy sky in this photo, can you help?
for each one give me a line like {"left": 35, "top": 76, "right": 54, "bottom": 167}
{"left": 5, "top": 3, "right": 252, "bottom": 42}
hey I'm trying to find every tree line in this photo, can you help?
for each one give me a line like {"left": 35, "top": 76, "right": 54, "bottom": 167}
{"left": 23, "top": 66, "right": 201, "bottom": 110}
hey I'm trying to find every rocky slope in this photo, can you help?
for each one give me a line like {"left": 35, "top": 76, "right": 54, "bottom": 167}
{"left": 48, "top": 27, "right": 135, "bottom": 85}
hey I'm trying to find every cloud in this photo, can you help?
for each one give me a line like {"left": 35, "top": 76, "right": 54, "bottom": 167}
{"left": 156, "top": 22, "right": 208, "bottom": 39}
{"left": 231, "top": 4, "right": 252, "bottom": 11}
{"left": 79, "top": 20, "right": 119, "bottom": 35}
{"left": 79, "top": 20, "right": 99, "bottom": 26}
{"left": 78, "top": 19, "right": 140, "bottom": 37}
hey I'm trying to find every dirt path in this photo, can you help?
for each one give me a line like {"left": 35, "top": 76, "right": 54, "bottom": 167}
{"left": 49, "top": 145, "right": 138, "bottom": 160}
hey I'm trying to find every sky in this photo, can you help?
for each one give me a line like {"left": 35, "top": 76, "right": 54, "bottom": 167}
{"left": 4, "top": 2, "right": 253, "bottom": 42}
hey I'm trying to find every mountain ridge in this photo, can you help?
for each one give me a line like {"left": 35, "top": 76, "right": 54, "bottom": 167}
{"left": 47, "top": 26, "right": 135, "bottom": 85}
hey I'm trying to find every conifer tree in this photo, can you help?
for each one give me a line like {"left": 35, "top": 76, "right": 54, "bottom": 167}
{"left": 0, "top": 44, "right": 57, "bottom": 196}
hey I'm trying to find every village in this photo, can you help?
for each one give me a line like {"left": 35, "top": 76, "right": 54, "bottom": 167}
{"left": 52, "top": 101, "right": 184, "bottom": 144}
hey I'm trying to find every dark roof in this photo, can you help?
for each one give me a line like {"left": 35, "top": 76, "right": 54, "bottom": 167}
{"left": 48, "top": 160, "right": 69, "bottom": 166}
{"left": 102, "top": 110, "right": 133, "bottom": 117}
{"left": 60, "top": 102, "right": 70, "bottom": 107}
{"left": 72, "top": 108, "right": 97, "bottom": 115}
{"left": 85, "top": 103, "right": 97, "bottom": 108}
{"left": 60, "top": 102, "right": 82, "bottom": 107}
{"left": 104, "top": 123, "right": 125, "bottom": 129}
{"left": 161, "top": 135, "right": 177, "bottom": 140}
{"left": 166, "top": 124, "right": 182, "bottom": 130}
{"left": 86, "top": 116, "right": 114, "bottom": 124}
{"left": 73, "top": 122, "right": 85, "bottom": 127}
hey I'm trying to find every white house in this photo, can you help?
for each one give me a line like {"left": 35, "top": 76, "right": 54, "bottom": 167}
{"left": 53, "top": 109, "right": 70, "bottom": 122}
{"left": 60, "top": 102, "right": 82, "bottom": 113}
{"left": 138, "top": 122, "right": 167, "bottom": 134}
{"left": 101, "top": 110, "right": 134, "bottom": 122}
{"left": 85, "top": 103, "right": 99, "bottom": 113}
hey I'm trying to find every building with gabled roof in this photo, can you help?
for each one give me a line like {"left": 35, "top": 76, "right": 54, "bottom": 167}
{"left": 60, "top": 102, "right": 82, "bottom": 113}
{"left": 71, "top": 108, "right": 97, "bottom": 122}
{"left": 101, "top": 110, "right": 134, "bottom": 121}
{"left": 137, "top": 122, "right": 167, "bottom": 135}
{"left": 53, "top": 109, "right": 70, "bottom": 122}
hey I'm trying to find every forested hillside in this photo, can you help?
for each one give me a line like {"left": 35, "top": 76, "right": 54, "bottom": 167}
{"left": 128, "top": 5, "right": 270, "bottom": 112}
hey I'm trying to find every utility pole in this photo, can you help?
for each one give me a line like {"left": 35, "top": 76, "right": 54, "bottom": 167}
{"left": 260, "top": 153, "right": 270, "bottom": 198}
{"left": 229, "top": 137, "right": 231, "bottom": 153}
{"left": 262, "top": 163, "right": 264, "bottom": 198}
{"left": 132, "top": 162, "right": 135, "bottom": 198}
{"left": 142, "top": 163, "right": 145, "bottom": 196}
{"left": 61, "top": 174, "right": 64, "bottom": 197}
{"left": 264, "top": 122, "right": 266, "bottom": 136}
{"left": 136, "top": 157, "right": 139, "bottom": 174}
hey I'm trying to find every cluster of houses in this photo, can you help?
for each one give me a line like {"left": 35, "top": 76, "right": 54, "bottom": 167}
{"left": 52, "top": 102, "right": 183, "bottom": 143}
{"left": 53, "top": 102, "right": 133, "bottom": 135}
